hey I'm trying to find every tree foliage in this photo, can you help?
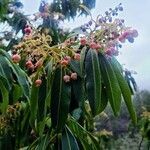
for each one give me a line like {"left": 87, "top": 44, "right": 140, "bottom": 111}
{"left": 0, "top": 1, "right": 138, "bottom": 149}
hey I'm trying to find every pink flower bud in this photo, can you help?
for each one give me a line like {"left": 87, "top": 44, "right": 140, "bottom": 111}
{"left": 74, "top": 53, "right": 80, "bottom": 61}
{"left": 90, "top": 42, "right": 97, "bottom": 49}
{"left": 24, "top": 27, "right": 32, "bottom": 35}
{"left": 64, "top": 56, "right": 71, "bottom": 62}
{"left": 60, "top": 59, "right": 69, "bottom": 66}
{"left": 63, "top": 75, "right": 70, "bottom": 83}
{"left": 26, "top": 60, "right": 33, "bottom": 69}
{"left": 12, "top": 54, "right": 21, "bottom": 63}
{"left": 119, "top": 35, "right": 125, "bottom": 43}
{"left": 71, "top": 72, "right": 77, "bottom": 80}
{"left": 80, "top": 38, "right": 87, "bottom": 45}
{"left": 95, "top": 44, "right": 102, "bottom": 50}
{"left": 35, "top": 79, "right": 42, "bottom": 87}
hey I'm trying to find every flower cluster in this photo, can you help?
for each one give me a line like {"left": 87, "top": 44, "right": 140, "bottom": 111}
{"left": 81, "top": 3, "right": 124, "bottom": 32}
{"left": 12, "top": 4, "right": 138, "bottom": 87}
{"left": 79, "top": 3, "right": 138, "bottom": 56}
{"left": 12, "top": 25, "right": 81, "bottom": 86}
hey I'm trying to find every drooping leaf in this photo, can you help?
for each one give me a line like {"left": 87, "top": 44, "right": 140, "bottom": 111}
{"left": 69, "top": 60, "right": 82, "bottom": 77}
{"left": 45, "top": 60, "right": 54, "bottom": 108}
{"left": 37, "top": 76, "right": 48, "bottom": 135}
{"left": 80, "top": 47, "right": 87, "bottom": 76}
{"left": 37, "top": 76, "right": 47, "bottom": 122}
{"left": 62, "top": 125, "right": 79, "bottom": 150}
{"left": 0, "top": 75, "right": 10, "bottom": 94}
{"left": 28, "top": 134, "right": 50, "bottom": 150}
{"left": 98, "top": 53, "right": 121, "bottom": 116}
{"left": 29, "top": 77, "right": 39, "bottom": 128}
{"left": 51, "top": 67, "right": 71, "bottom": 132}
{"left": 37, "top": 134, "right": 50, "bottom": 150}
{"left": 85, "top": 49, "right": 101, "bottom": 116}
{"left": 110, "top": 57, "right": 137, "bottom": 124}
{"left": 70, "top": 77, "right": 84, "bottom": 113}
{"left": 0, "top": 49, "right": 30, "bottom": 99}
{"left": 0, "top": 80, "right": 9, "bottom": 113}
{"left": 12, "top": 84, "right": 23, "bottom": 103}
{"left": 100, "top": 85, "right": 109, "bottom": 112}
{"left": 68, "top": 117, "right": 100, "bottom": 150}
{"left": 0, "top": 56, "right": 13, "bottom": 91}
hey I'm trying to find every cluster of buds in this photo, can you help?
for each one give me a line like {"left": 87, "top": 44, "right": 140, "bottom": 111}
{"left": 78, "top": 4, "right": 138, "bottom": 57}
{"left": 25, "top": 59, "right": 43, "bottom": 71}
{"left": 11, "top": 3, "right": 138, "bottom": 87}
{"left": 60, "top": 56, "right": 71, "bottom": 66}
{"left": 63, "top": 72, "right": 78, "bottom": 83}
{"left": 119, "top": 29, "right": 138, "bottom": 43}
{"left": 80, "top": 37, "right": 102, "bottom": 50}
{"left": 81, "top": 3, "right": 124, "bottom": 32}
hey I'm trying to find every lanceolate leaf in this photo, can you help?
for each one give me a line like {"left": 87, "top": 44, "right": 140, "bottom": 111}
{"left": 70, "top": 77, "right": 84, "bottom": 112}
{"left": 29, "top": 78, "right": 39, "bottom": 128}
{"left": 68, "top": 117, "right": 100, "bottom": 150}
{"left": 85, "top": 49, "right": 101, "bottom": 116}
{"left": 62, "top": 126, "right": 79, "bottom": 150}
{"left": 0, "top": 50, "right": 30, "bottom": 99}
{"left": 12, "top": 84, "right": 23, "bottom": 103}
{"left": 0, "top": 75, "right": 10, "bottom": 93}
{"left": 69, "top": 60, "right": 82, "bottom": 77}
{"left": 80, "top": 47, "right": 87, "bottom": 76}
{"left": 8, "top": 60, "right": 30, "bottom": 100}
{"left": 110, "top": 57, "right": 137, "bottom": 124}
{"left": 0, "top": 56, "right": 13, "bottom": 91}
{"left": 37, "top": 76, "right": 49, "bottom": 136}
{"left": 51, "top": 67, "right": 71, "bottom": 132}
{"left": 98, "top": 54, "right": 121, "bottom": 116}
{"left": 37, "top": 77, "right": 47, "bottom": 122}
{"left": 45, "top": 60, "right": 54, "bottom": 108}
{"left": 100, "top": 85, "right": 109, "bottom": 112}
{"left": 0, "top": 80, "right": 9, "bottom": 113}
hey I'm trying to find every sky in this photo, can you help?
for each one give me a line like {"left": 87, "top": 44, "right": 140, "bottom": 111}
{"left": 21, "top": 0, "right": 150, "bottom": 90}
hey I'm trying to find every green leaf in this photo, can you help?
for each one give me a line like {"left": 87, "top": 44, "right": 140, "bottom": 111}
{"left": 51, "top": 67, "right": 71, "bottom": 132}
{"left": 0, "top": 75, "right": 10, "bottom": 93}
{"left": 110, "top": 57, "right": 137, "bottom": 124}
{"left": 80, "top": 47, "right": 87, "bottom": 76}
{"left": 0, "top": 56, "right": 12, "bottom": 91}
{"left": 100, "top": 85, "right": 109, "bottom": 112}
{"left": 10, "top": 62, "right": 30, "bottom": 100}
{"left": 0, "top": 49, "right": 30, "bottom": 99}
{"left": 98, "top": 54, "right": 121, "bottom": 116}
{"left": 68, "top": 117, "right": 100, "bottom": 150}
{"left": 37, "top": 134, "right": 50, "bottom": 150}
{"left": 29, "top": 77, "right": 39, "bottom": 128}
{"left": 21, "top": 102, "right": 30, "bottom": 132}
{"left": 85, "top": 49, "right": 101, "bottom": 116}
{"left": 69, "top": 60, "right": 82, "bottom": 77}
{"left": 45, "top": 60, "right": 54, "bottom": 108}
{"left": 62, "top": 125, "right": 79, "bottom": 150}
{"left": 37, "top": 77, "right": 47, "bottom": 122}
{"left": 12, "top": 84, "right": 23, "bottom": 103}
{"left": 37, "top": 77, "right": 48, "bottom": 135}
{"left": 70, "top": 77, "right": 84, "bottom": 111}
{"left": 0, "top": 80, "right": 9, "bottom": 113}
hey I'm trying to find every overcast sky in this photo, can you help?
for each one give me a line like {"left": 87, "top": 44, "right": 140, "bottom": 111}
{"left": 21, "top": 0, "right": 150, "bottom": 90}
